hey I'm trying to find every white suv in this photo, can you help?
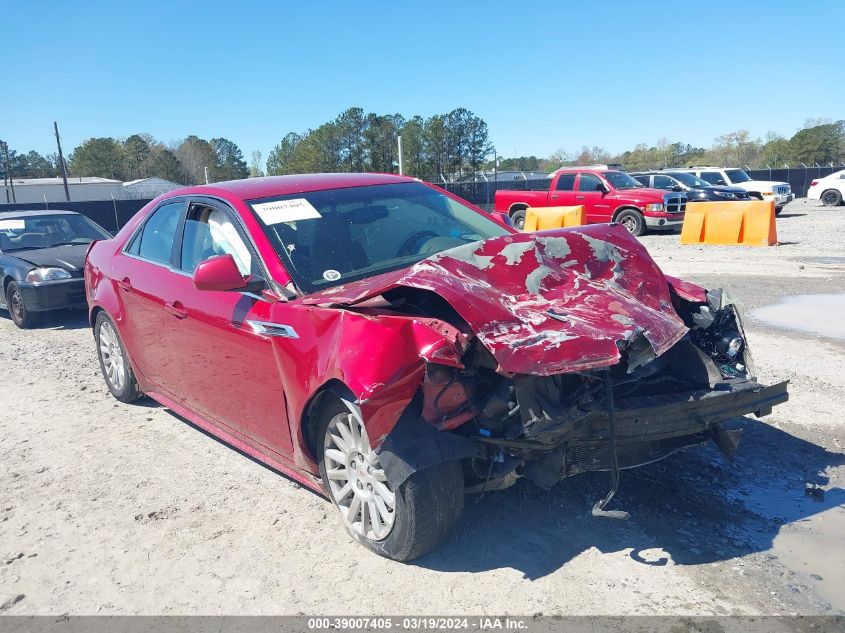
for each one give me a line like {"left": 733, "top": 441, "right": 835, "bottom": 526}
{"left": 674, "top": 167, "right": 794, "bottom": 215}
{"left": 807, "top": 170, "right": 845, "bottom": 206}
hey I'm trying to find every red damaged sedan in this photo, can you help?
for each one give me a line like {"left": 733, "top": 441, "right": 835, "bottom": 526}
{"left": 85, "top": 174, "right": 788, "bottom": 560}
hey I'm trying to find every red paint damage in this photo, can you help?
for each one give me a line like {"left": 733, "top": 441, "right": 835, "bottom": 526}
{"left": 303, "top": 223, "right": 691, "bottom": 376}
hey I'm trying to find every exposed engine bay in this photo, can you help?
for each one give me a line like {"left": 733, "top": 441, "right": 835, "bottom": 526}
{"left": 371, "top": 284, "right": 788, "bottom": 513}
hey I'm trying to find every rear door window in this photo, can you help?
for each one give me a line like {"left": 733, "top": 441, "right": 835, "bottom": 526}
{"left": 633, "top": 175, "right": 651, "bottom": 187}
{"left": 132, "top": 201, "right": 183, "bottom": 264}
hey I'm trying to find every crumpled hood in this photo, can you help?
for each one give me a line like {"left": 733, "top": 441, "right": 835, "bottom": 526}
{"left": 11, "top": 244, "right": 87, "bottom": 273}
{"left": 302, "top": 224, "right": 689, "bottom": 376}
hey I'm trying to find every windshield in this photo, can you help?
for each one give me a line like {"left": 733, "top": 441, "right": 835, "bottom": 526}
{"left": 667, "top": 172, "right": 711, "bottom": 187}
{"left": 0, "top": 214, "right": 111, "bottom": 252}
{"left": 247, "top": 181, "right": 510, "bottom": 294}
{"left": 603, "top": 171, "right": 643, "bottom": 189}
{"left": 725, "top": 169, "right": 751, "bottom": 183}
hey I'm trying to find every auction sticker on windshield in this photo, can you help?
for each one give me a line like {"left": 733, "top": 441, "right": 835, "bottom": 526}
{"left": 0, "top": 219, "right": 26, "bottom": 230}
{"left": 253, "top": 198, "right": 322, "bottom": 224}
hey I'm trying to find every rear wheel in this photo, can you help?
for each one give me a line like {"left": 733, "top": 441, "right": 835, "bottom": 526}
{"left": 821, "top": 189, "right": 842, "bottom": 207}
{"left": 616, "top": 209, "right": 646, "bottom": 236}
{"left": 5, "top": 281, "right": 38, "bottom": 329}
{"left": 510, "top": 208, "right": 527, "bottom": 231}
{"left": 95, "top": 312, "right": 142, "bottom": 403}
{"left": 317, "top": 400, "right": 464, "bottom": 561}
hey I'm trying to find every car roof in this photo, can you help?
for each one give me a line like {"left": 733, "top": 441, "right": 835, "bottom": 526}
{"left": 185, "top": 173, "right": 418, "bottom": 201}
{"left": 0, "top": 209, "right": 80, "bottom": 219}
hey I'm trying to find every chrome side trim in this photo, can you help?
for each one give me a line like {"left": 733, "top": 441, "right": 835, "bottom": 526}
{"left": 246, "top": 320, "right": 299, "bottom": 338}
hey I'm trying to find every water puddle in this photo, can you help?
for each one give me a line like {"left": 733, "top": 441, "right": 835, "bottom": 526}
{"left": 792, "top": 257, "right": 845, "bottom": 265}
{"left": 736, "top": 476, "right": 845, "bottom": 612}
{"left": 751, "top": 294, "right": 845, "bottom": 340}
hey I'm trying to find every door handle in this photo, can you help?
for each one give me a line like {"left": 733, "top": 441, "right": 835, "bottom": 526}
{"left": 576, "top": 195, "right": 585, "bottom": 200}
{"left": 164, "top": 301, "right": 188, "bottom": 319}
{"left": 550, "top": 194, "right": 559, "bottom": 199}
{"left": 117, "top": 277, "right": 132, "bottom": 291}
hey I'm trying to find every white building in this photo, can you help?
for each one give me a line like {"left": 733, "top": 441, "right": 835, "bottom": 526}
{"left": 122, "top": 177, "right": 184, "bottom": 199}
{"left": 2, "top": 177, "right": 124, "bottom": 204}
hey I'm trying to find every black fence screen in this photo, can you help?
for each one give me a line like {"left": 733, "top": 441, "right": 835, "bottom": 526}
{"left": 0, "top": 199, "right": 152, "bottom": 233}
{"left": 0, "top": 164, "right": 841, "bottom": 229}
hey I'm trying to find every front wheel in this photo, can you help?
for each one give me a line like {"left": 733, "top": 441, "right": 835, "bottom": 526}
{"left": 616, "top": 209, "right": 646, "bottom": 236}
{"left": 5, "top": 282, "right": 39, "bottom": 329}
{"left": 318, "top": 401, "right": 464, "bottom": 561}
{"left": 821, "top": 189, "right": 842, "bottom": 207}
{"left": 95, "top": 312, "right": 142, "bottom": 403}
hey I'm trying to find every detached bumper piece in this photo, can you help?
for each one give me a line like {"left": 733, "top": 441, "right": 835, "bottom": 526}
{"left": 19, "top": 279, "right": 86, "bottom": 312}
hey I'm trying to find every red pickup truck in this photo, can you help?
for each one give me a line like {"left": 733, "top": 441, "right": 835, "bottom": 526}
{"left": 494, "top": 166, "right": 687, "bottom": 236}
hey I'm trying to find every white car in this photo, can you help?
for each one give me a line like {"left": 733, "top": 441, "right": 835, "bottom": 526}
{"left": 674, "top": 167, "right": 794, "bottom": 215}
{"left": 807, "top": 170, "right": 845, "bottom": 206}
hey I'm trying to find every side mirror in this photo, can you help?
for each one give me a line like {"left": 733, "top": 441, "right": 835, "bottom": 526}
{"left": 595, "top": 182, "right": 609, "bottom": 193}
{"left": 672, "top": 185, "right": 684, "bottom": 192}
{"left": 193, "top": 254, "right": 265, "bottom": 293}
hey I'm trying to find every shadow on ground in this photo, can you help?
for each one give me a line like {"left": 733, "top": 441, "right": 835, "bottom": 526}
{"left": 0, "top": 308, "right": 89, "bottom": 330}
{"left": 415, "top": 417, "right": 845, "bottom": 579}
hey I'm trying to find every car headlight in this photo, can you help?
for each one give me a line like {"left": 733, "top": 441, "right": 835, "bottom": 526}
{"left": 25, "top": 267, "right": 72, "bottom": 282}
{"left": 645, "top": 203, "right": 664, "bottom": 212}
{"left": 713, "top": 191, "right": 735, "bottom": 198}
{"left": 762, "top": 191, "right": 775, "bottom": 196}
{"left": 716, "top": 333, "right": 744, "bottom": 358}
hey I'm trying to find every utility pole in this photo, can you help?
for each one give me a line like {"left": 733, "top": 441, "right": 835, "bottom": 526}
{"left": 204, "top": 166, "right": 209, "bottom": 184}
{"left": 397, "top": 135, "right": 404, "bottom": 175}
{"left": 54, "top": 121, "right": 71, "bottom": 202}
{"left": 2, "top": 142, "right": 16, "bottom": 203}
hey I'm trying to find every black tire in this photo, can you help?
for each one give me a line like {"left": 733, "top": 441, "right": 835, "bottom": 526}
{"left": 94, "top": 312, "right": 142, "bottom": 403}
{"left": 616, "top": 209, "right": 646, "bottom": 236}
{"left": 775, "top": 206, "right": 784, "bottom": 216}
{"left": 317, "top": 399, "right": 464, "bottom": 561}
{"left": 821, "top": 189, "right": 842, "bottom": 207}
{"left": 5, "top": 281, "right": 39, "bottom": 329}
{"left": 510, "top": 208, "right": 527, "bottom": 231}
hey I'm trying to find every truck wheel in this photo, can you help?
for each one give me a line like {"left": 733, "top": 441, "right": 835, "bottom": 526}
{"left": 616, "top": 210, "right": 646, "bottom": 236}
{"left": 5, "top": 281, "right": 39, "bottom": 329}
{"left": 821, "top": 189, "right": 842, "bottom": 206}
{"left": 510, "top": 209, "right": 527, "bottom": 230}
{"left": 318, "top": 399, "right": 464, "bottom": 561}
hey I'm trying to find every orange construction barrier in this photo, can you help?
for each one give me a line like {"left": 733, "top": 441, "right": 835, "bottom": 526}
{"left": 680, "top": 200, "right": 777, "bottom": 246}
{"left": 524, "top": 205, "right": 585, "bottom": 231}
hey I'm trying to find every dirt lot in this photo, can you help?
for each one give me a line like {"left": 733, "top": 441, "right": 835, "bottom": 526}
{"left": 1, "top": 199, "right": 844, "bottom": 616}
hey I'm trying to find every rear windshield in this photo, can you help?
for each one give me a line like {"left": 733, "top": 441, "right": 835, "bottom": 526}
{"left": 247, "top": 181, "right": 509, "bottom": 294}
{"left": 0, "top": 214, "right": 111, "bottom": 252}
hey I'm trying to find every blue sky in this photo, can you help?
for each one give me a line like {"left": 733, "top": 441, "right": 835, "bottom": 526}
{"left": 3, "top": 0, "right": 843, "bottom": 163}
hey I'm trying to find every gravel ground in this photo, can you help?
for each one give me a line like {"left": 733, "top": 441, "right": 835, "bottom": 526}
{"left": 1, "top": 199, "right": 843, "bottom": 615}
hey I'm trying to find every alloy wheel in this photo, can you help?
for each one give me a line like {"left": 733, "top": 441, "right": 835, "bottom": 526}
{"left": 323, "top": 411, "right": 396, "bottom": 541}
{"left": 622, "top": 216, "right": 637, "bottom": 233}
{"left": 98, "top": 321, "right": 126, "bottom": 392}
{"left": 822, "top": 190, "right": 840, "bottom": 206}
